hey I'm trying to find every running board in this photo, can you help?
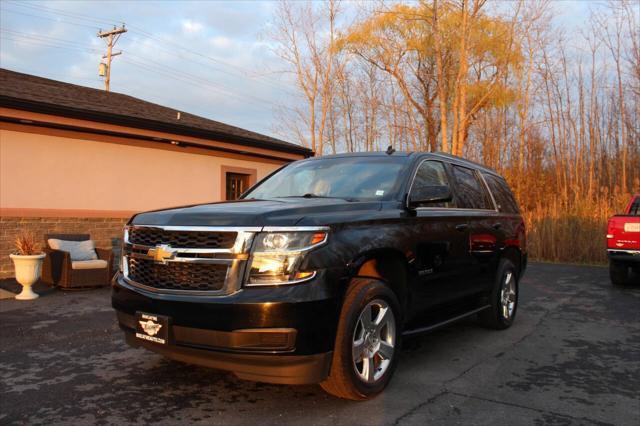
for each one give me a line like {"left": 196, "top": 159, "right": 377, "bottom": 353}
{"left": 402, "top": 305, "right": 491, "bottom": 337}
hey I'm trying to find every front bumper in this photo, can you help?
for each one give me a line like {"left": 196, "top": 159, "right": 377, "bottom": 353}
{"left": 112, "top": 271, "right": 339, "bottom": 384}
{"left": 608, "top": 249, "right": 640, "bottom": 263}
{"left": 123, "top": 331, "right": 332, "bottom": 385}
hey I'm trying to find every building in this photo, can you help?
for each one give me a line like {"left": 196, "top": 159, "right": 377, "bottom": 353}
{"left": 0, "top": 69, "right": 312, "bottom": 278}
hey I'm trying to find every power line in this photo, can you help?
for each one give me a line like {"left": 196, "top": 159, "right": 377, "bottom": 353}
{"left": 0, "top": 63, "right": 102, "bottom": 84}
{"left": 0, "top": 31, "right": 295, "bottom": 139}
{"left": 125, "top": 25, "right": 293, "bottom": 93}
{"left": 5, "top": 0, "right": 115, "bottom": 26}
{"left": 121, "top": 57, "right": 297, "bottom": 115}
{"left": 0, "top": 32, "right": 100, "bottom": 54}
{"left": 0, "top": 28, "right": 97, "bottom": 51}
{"left": 4, "top": 1, "right": 296, "bottom": 94}
{"left": 0, "top": 33, "right": 289, "bottom": 117}
{"left": 0, "top": 6, "right": 102, "bottom": 29}
{"left": 1, "top": 4, "right": 297, "bottom": 98}
{"left": 0, "top": 30, "right": 297, "bottom": 112}
{"left": 122, "top": 55, "right": 297, "bottom": 112}
{"left": 0, "top": 29, "right": 294, "bottom": 110}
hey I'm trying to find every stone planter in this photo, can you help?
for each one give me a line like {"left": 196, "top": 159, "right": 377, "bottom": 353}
{"left": 9, "top": 253, "right": 46, "bottom": 300}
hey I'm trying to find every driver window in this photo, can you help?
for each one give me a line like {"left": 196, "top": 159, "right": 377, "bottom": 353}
{"left": 410, "top": 160, "right": 454, "bottom": 208}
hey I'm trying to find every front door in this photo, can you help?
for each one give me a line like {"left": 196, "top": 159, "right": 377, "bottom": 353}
{"left": 406, "top": 160, "right": 473, "bottom": 316}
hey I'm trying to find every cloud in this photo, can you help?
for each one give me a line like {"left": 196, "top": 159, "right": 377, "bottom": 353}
{"left": 0, "top": 0, "right": 298, "bottom": 141}
{"left": 209, "top": 36, "right": 232, "bottom": 49}
{"left": 181, "top": 19, "right": 204, "bottom": 35}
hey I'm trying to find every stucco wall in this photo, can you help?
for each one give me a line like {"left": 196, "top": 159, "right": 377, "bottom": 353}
{"left": 0, "top": 128, "right": 281, "bottom": 213}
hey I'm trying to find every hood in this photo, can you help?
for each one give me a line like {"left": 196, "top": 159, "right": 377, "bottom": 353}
{"left": 130, "top": 198, "right": 384, "bottom": 227}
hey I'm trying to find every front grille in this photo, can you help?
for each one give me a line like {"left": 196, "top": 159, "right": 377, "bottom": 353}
{"left": 128, "top": 227, "right": 237, "bottom": 249}
{"left": 126, "top": 257, "right": 227, "bottom": 292}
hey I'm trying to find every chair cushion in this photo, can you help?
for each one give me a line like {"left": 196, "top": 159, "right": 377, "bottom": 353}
{"left": 71, "top": 259, "right": 108, "bottom": 270}
{"left": 48, "top": 239, "right": 98, "bottom": 261}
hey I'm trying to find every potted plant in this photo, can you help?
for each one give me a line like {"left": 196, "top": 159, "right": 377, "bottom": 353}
{"left": 9, "top": 232, "right": 45, "bottom": 300}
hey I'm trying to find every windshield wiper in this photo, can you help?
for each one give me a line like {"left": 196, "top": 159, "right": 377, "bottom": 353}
{"left": 302, "top": 193, "right": 330, "bottom": 198}
{"left": 282, "top": 194, "right": 357, "bottom": 202}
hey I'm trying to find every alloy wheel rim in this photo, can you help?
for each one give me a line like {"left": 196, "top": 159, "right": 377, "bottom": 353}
{"left": 352, "top": 299, "right": 396, "bottom": 384}
{"left": 500, "top": 271, "right": 517, "bottom": 319}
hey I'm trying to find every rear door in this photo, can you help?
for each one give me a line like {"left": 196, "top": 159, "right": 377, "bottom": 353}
{"left": 449, "top": 165, "right": 498, "bottom": 295}
{"left": 482, "top": 172, "right": 525, "bottom": 275}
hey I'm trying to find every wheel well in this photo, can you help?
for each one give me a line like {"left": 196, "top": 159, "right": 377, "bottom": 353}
{"left": 353, "top": 251, "right": 409, "bottom": 313}
{"left": 502, "top": 247, "right": 522, "bottom": 276}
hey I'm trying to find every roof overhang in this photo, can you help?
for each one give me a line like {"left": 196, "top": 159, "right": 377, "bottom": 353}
{"left": 0, "top": 95, "right": 314, "bottom": 158}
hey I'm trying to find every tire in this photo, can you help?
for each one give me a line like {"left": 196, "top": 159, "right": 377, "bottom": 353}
{"left": 478, "top": 258, "right": 519, "bottom": 330}
{"left": 320, "top": 278, "right": 401, "bottom": 400}
{"left": 609, "top": 260, "right": 629, "bottom": 286}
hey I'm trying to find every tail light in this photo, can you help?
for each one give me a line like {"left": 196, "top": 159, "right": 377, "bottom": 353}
{"left": 606, "top": 220, "right": 615, "bottom": 238}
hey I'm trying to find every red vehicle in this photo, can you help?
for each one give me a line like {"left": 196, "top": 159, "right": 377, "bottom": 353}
{"left": 607, "top": 194, "right": 640, "bottom": 285}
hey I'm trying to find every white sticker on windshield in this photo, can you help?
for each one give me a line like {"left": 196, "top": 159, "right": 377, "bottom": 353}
{"left": 375, "top": 190, "right": 384, "bottom": 196}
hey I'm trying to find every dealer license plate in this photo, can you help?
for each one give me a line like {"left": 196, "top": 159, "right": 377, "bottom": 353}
{"left": 135, "top": 312, "right": 170, "bottom": 345}
{"left": 623, "top": 223, "right": 640, "bottom": 232}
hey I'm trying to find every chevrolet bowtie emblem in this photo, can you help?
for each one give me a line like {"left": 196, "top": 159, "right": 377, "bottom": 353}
{"left": 147, "top": 244, "right": 175, "bottom": 264}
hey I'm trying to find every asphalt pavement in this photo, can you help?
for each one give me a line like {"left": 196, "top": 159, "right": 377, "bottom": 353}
{"left": 0, "top": 263, "right": 638, "bottom": 425}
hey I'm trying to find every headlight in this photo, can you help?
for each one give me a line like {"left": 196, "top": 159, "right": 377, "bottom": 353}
{"left": 120, "top": 226, "right": 129, "bottom": 273}
{"left": 245, "top": 231, "right": 327, "bottom": 286}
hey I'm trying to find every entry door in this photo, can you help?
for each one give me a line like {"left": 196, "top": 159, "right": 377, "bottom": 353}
{"left": 407, "top": 160, "right": 473, "bottom": 315}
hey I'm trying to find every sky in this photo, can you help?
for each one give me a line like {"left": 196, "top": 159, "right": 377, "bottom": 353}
{"left": 0, "top": 0, "right": 600, "bottom": 143}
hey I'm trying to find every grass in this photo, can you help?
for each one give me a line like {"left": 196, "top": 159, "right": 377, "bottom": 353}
{"left": 522, "top": 190, "right": 630, "bottom": 265}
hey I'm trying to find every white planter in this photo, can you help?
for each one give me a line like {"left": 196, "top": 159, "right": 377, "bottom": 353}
{"left": 10, "top": 253, "right": 46, "bottom": 300}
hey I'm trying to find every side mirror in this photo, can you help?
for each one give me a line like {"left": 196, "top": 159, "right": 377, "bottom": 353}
{"left": 408, "top": 185, "right": 452, "bottom": 208}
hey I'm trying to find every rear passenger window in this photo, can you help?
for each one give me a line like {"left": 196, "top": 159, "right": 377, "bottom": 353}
{"left": 630, "top": 198, "right": 640, "bottom": 216}
{"left": 451, "top": 165, "right": 493, "bottom": 210}
{"left": 483, "top": 174, "right": 520, "bottom": 214}
{"left": 411, "top": 160, "right": 454, "bottom": 208}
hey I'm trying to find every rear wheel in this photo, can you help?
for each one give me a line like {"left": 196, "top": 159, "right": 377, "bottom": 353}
{"left": 609, "top": 260, "right": 629, "bottom": 286}
{"left": 320, "top": 278, "right": 401, "bottom": 400}
{"left": 478, "top": 258, "right": 519, "bottom": 330}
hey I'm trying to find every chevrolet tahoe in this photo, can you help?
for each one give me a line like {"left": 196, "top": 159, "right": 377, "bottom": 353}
{"left": 112, "top": 151, "right": 527, "bottom": 400}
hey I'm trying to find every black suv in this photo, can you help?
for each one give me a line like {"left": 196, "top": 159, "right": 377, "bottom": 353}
{"left": 112, "top": 152, "right": 526, "bottom": 400}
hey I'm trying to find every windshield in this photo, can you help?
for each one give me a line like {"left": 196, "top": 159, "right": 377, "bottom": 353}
{"left": 244, "top": 156, "right": 408, "bottom": 201}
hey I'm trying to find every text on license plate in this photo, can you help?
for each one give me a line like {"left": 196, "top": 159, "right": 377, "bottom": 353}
{"left": 135, "top": 312, "right": 169, "bottom": 345}
{"left": 624, "top": 223, "right": 640, "bottom": 232}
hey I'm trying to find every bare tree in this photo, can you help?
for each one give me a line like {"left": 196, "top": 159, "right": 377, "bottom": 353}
{"left": 268, "top": 0, "right": 639, "bottom": 264}
{"left": 269, "top": 0, "right": 341, "bottom": 155}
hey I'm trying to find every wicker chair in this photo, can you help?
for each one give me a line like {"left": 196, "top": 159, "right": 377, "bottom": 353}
{"left": 42, "top": 234, "right": 114, "bottom": 289}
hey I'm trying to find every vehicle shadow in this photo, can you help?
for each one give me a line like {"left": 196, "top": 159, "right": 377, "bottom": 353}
{"left": 118, "top": 315, "right": 486, "bottom": 410}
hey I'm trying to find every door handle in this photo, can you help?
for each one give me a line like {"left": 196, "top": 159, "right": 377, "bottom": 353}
{"left": 455, "top": 224, "right": 469, "bottom": 232}
{"left": 492, "top": 223, "right": 502, "bottom": 230}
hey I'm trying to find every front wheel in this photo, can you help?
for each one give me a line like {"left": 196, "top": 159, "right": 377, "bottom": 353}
{"left": 478, "top": 258, "right": 519, "bottom": 330}
{"left": 320, "top": 278, "right": 401, "bottom": 400}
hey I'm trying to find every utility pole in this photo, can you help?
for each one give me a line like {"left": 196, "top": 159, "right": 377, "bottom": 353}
{"left": 97, "top": 24, "right": 127, "bottom": 92}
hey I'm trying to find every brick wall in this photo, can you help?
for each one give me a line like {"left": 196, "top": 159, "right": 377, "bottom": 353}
{"left": 0, "top": 216, "right": 128, "bottom": 279}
